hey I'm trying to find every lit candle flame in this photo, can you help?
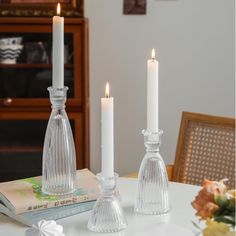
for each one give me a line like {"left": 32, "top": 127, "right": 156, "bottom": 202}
{"left": 105, "top": 82, "right": 109, "bottom": 98}
{"left": 57, "top": 3, "right": 61, "bottom": 16}
{"left": 151, "top": 48, "right": 155, "bottom": 60}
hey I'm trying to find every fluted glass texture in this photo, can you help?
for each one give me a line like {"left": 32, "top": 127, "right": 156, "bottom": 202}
{"left": 135, "top": 129, "right": 170, "bottom": 215}
{"left": 42, "top": 87, "right": 76, "bottom": 196}
{"left": 88, "top": 173, "right": 127, "bottom": 233}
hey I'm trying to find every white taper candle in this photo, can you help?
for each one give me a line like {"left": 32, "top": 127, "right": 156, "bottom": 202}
{"left": 52, "top": 3, "right": 64, "bottom": 89}
{"left": 101, "top": 83, "right": 114, "bottom": 178}
{"left": 147, "top": 49, "right": 159, "bottom": 132}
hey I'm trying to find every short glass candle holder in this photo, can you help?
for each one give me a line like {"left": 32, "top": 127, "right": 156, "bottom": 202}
{"left": 87, "top": 173, "right": 127, "bottom": 233}
{"left": 134, "top": 129, "right": 170, "bottom": 215}
{"left": 42, "top": 86, "right": 77, "bottom": 196}
{"left": 96, "top": 173, "right": 121, "bottom": 202}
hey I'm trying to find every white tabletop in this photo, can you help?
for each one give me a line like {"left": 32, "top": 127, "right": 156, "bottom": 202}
{"left": 0, "top": 178, "right": 200, "bottom": 236}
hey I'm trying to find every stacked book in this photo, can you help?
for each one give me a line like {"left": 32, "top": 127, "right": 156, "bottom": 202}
{"left": 0, "top": 169, "right": 99, "bottom": 226}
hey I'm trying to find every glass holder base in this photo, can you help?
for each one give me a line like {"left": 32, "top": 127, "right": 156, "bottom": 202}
{"left": 42, "top": 86, "right": 77, "bottom": 196}
{"left": 88, "top": 173, "right": 127, "bottom": 233}
{"left": 134, "top": 129, "right": 170, "bottom": 215}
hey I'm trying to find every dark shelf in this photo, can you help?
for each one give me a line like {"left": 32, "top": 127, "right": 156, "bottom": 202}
{"left": 0, "top": 146, "right": 42, "bottom": 153}
{"left": 0, "top": 63, "right": 73, "bottom": 69}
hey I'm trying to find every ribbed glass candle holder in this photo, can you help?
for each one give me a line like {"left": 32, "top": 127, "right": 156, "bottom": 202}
{"left": 88, "top": 173, "right": 127, "bottom": 233}
{"left": 42, "top": 86, "right": 77, "bottom": 196}
{"left": 134, "top": 129, "right": 170, "bottom": 215}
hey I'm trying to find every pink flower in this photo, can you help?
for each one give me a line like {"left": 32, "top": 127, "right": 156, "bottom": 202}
{"left": 204, "top": 179, "right": 227, "bottom": 195}
{"left": 191, "top": 179, "right": 227, "bottom": 219}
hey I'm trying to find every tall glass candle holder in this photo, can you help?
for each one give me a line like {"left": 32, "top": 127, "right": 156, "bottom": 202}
{"left": 134, "top": 129, "right": 170, "bottom": 215}
{"left": 42, "top": 86, "right": 76, "bottom": 196}
{"left": 88, "top": 173, "right": 127, "bottom": 233}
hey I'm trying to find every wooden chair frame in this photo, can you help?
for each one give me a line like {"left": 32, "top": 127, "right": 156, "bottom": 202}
{"left": 172, "top": 111, "right": 235, "bottom": 186}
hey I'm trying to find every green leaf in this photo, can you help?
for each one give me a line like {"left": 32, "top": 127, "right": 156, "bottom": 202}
{"left": 214, "top": 215, "right": 235, "bottom": 226}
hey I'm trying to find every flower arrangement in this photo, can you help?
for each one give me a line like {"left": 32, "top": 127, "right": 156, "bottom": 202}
{"left": 191, "top": 179, "right": 235, "bottom": 236}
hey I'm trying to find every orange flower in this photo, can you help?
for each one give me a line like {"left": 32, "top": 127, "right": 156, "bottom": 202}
{"left": 191, "top": 179, "right": 227, "bottom": 219}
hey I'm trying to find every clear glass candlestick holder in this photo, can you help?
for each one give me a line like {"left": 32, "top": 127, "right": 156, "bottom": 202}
{"left": 87, "top": 173, "right": 127, "bottom": 233}
{"left": 134, "top": 129, "right": 170, "bottom": 215}
{"left": 42, "top": 86, "right": 77, "bottom": 196}
{"left": 96, "top": 173, "right": 121, "bottom": 202}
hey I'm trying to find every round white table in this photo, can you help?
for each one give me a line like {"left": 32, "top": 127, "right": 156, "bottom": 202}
{"left": 0, "top": 178, "right": 200, "bottom": 236}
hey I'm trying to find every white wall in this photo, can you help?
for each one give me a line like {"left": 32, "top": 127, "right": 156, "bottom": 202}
{"left": 85, "top": 0, "right": 235, "bottom": 175}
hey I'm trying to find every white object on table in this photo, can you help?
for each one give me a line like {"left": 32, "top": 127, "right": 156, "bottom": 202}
{"left": 147, "top": 48, "right": 159, "bottom": 132}
{"left": 52, "top": 3, "right": 64, "bottom": 89}
{"left": 25, "top": 220, "right": 65, "bottom": 236}
{"left": 101, "top": 82, "right": 114, "bottom": 178}
{"left": 0, "top": 179, "right": 200, "bottom": 236}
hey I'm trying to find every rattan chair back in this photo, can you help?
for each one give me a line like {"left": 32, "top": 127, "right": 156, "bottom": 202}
{"left": 173, "top": 112, "right": 235, "bottom": 189}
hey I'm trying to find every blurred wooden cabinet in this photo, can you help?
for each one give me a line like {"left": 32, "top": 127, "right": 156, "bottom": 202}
{"left": 0, "top": 17, "right": 89, "bottom": 181}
